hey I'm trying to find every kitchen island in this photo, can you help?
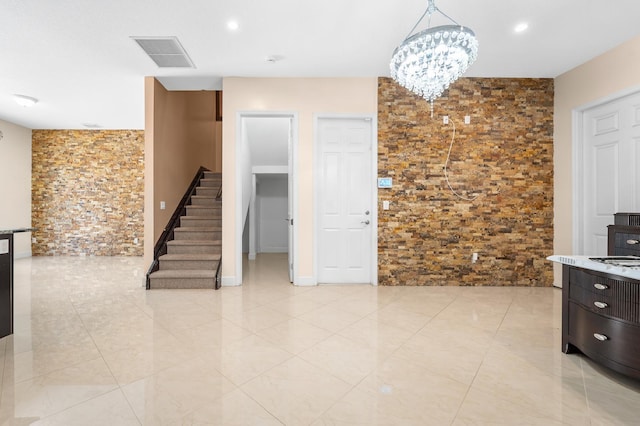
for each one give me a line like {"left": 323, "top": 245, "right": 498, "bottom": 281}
{"left": 548, "top": 255, "right": 640, "bottom": 379}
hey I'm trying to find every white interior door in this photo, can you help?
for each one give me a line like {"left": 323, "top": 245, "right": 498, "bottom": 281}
{"left": 317, "top": 117, "right": 373, "bottom": 284}
{"left": 580, "top": 91, "right": 640, "bottom": 254}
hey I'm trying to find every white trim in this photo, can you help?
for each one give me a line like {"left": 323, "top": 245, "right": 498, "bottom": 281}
{"left": 249, "top": 173, "right": 257, "bottom": 260}
{"left": 296, "top": 276, "right": 317, "bottom": 286}
{"left": 313, "top": 113, "right": 378, "bottom": 285}
{"left": 236, "top": 111, "right": 300, "bottom": 286}
{"left": 222, "top": 276, "right": 239, "bottom": 286}
{"left": 14, "top": 252, "right": 32, "bottom": 259}
{"left": 572, "top": 85, "right": 640, "bottom": 255}
{"left": 252, "top": 166, "right": 288, "bottom": 174}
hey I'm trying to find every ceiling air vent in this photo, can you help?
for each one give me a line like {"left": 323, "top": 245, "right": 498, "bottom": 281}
{"left": 131, "top": 36, "right": 195, "bottom": 68}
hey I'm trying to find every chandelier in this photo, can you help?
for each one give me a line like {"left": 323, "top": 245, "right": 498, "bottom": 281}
{"left": 390, "top": 0, "right": 478, "bottom": 116}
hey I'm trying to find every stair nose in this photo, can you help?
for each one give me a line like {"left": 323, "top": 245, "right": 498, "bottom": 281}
{"left": 186, "top": 205, "right": 222, "bottom": 217}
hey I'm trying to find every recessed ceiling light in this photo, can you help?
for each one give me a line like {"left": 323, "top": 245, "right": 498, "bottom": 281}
{"left": 227, "top": 20, "right": 239, "bottom": 31}
{"left": 13, "top": 94, "right": 38, "bottom": 107}
{"left": 514, "top": 22, "right": 529, "bottom": 33}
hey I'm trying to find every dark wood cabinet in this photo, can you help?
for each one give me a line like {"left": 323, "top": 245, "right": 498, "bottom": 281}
{"left": 562, "top": 265, "right": 640, "bottom": 379}
{"left": 0, "top": 233, "right": 13, "bottom": 338}
{"left": 562, "top": 215, "right": 640, "bottom": 379}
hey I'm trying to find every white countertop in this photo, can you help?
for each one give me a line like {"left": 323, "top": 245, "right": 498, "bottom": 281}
{"left": 547, "top": 255, "right": 640, "bottom": 280}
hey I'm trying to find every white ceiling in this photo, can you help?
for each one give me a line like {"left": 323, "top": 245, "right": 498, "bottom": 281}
{"left": 2, "top": 0, "right": 640, "bottom": 130}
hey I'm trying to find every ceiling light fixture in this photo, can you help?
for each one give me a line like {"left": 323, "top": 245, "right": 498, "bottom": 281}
{"left": 390, "top": 0, "right": 478, "bottom": 117}
{"left": 227, "top": 20, "right": 239, "bottom": 31}
{"left": 514, "top": 22, "right": 529, "bottom": 33}
{"left": 13, "top": 94, "right": 38, "bottom": 108}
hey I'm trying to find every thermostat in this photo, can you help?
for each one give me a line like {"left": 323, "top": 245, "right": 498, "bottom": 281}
{"left": 378, "top": 177, "right": 392, "bottom": 188}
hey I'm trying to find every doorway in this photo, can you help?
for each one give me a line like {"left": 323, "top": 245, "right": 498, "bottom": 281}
{"left": 574, "top": 90, "right": 640, "bottom": 254}
{"left": 237, "top": 113, "right": 297, "bottom": 285}
{"left": 315, "top": 116, "right": 377, "bottom": 284}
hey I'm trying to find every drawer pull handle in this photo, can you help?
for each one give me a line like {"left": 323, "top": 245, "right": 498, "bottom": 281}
{"left": 593, "top": 333, "right": 609, "bottom": 342}
{"left": 594, "top": 301, "right": 608, "bottom": 309}
{"left": 627, "top": 239, "right": 640, "bottom": 245}
{"left": 594, "top": 283, "right": 608, "bottom": 290}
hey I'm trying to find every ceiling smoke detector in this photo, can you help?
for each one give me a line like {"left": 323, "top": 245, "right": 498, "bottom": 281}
{"left": 131, "top": 36, "right": 195, "bottom": 68}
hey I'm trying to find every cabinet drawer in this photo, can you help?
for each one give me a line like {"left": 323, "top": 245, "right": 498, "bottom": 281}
{"left": 614, "top": 232, "right": 640, "bottom": 255}
{"left": 568, "top": 268, "right": 640, "bottom": 322}
{"left": 568, "top": 302, "right": 640, "bottom": 371}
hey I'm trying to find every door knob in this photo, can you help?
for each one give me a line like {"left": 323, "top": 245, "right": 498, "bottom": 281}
{"left": 361, "top": 220, "right": 370, "bottom": 225}
{"left": 365, "top": 210, "right": 370, "bottom": 215}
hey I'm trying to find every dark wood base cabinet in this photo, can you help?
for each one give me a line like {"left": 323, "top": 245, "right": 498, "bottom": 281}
{"left": 562, "top": 264, "right": 640, "bottom": 379}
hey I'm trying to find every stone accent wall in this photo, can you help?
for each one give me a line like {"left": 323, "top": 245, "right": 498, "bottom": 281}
{"left": 32, "top": 130, "right": 144, "bottom": 256}
{"left": 378, "top": 77, "right": 554, "bottom": 286}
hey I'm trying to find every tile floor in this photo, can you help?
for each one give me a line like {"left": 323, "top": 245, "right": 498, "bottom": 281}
{"left": 1, "top": 254, "right": 639, "bottom": 425}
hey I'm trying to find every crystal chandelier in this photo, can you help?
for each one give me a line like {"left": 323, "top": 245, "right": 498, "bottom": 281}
{"left": 390, "top": 0, "right": 478, "bottom": 116}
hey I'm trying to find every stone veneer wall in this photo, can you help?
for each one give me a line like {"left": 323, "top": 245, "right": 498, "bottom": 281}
{"left": 32, "top": 130, "right": 144, "bottom": 256}
{"left": 378, "top": 77, "right": 554, "bottom": 286}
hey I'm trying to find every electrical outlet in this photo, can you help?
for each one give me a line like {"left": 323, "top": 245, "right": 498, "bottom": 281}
{"left": 443, "top": 115, "right": 449, "bottom": 124}
{"left": 383, "top": 200, "right": 390, "bottom": 210}
{"left": 464, "top": 115, "right": 471, "bottom": 124}
{"left": 160, "top": 201, "right": 166, "bottom": 210}
{"left": 134, "top": 237, "right": 139, "bottom": 244}
{"left": 472, "top": 252, "right": 478, "bottom": 263}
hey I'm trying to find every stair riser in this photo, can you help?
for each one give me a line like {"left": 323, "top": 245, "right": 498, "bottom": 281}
{"left": 195, "top": 188, "right": 217, "bottom": 197}
{"left": 191, "top": 198, "right": 221, "bottom": 206}
{"left": 150, "top": 277, "right": 216, "bottom": 290}
{"left": 174, "top": 230, "right": 221, "bottom": 241}
{"left": 199, "top": 179, "right": 222, "bottom": 188}
{"left": 167, "top": 245, "right": 221, "bottom": 255}
{"left": 159, "top": 260, "right": 219, "bottom": 270}
{"left": 203, "top": 172, "right": 221, "bottom": 179}
{"left": 180, "top": 218, "right": 222, "bottom": 227}
{"left": 186, "top": 207, "right": 222, "bottom": 217}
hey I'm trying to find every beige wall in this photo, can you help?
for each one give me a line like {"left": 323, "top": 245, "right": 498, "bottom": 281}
{"left": 222, "top": 77, "right": 378, "bottom": 282}
{"left": 554, "top": 34, "right": 640, "bottom": 285}
{"left": 0, "top": 119, "right": 32, "bottom": 257}
{"left": 144, "top": 77, "right": 219, "bottom": 267}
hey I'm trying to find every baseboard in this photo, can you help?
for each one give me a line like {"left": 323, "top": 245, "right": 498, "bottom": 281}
{"left": 295, "top": 276, "right": 316, "bottom": 286}
{"left": 14, "top": 251, "right": 32, "bottom": 259}
{"left": 248, "top": 253, "right": 256, "bottom": 260}
{"left": 222, "top": 276, "right": 240, "bottom": 287}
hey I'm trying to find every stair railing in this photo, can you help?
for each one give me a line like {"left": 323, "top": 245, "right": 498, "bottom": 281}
{"left": 145, "top": 166, "right": 210, "bottom": 289}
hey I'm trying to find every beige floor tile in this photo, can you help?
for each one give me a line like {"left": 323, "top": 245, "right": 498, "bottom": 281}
{"left": 182, "top": 388, "right": 281, "bottom": 425}
{"left": 208, "top": 334, "right": 293, "bottom": 385}
{"left": 1, "top": 357, "right": 118, "bottom": 421}
{"left": 121, "top": 356, "right": 236, "bottom": 425}
{"left": 221, "top": 305, "right": 292, "bottom": 333}
{"left": 315, "top": 355, "right": 467, "bottom": 425}
{"left": 337, "top": 315, "right": 414, "bottom": 357}
{"left": 255, "top": 318, "right": 333, "bottom": 354}
{"left": 173, "top": 318, "right": 253, "bottom": 352}
{"left": 30, "top": 389, "right": 140, "bottom": 426}
{"left": 297, "top": 305, "right": 364, "bottom": 333}
{"left": 242, "top": 357, "right": 352, "bottom": 425}
{"left": 298, "top": 334, "right": 383, "bottom": 385}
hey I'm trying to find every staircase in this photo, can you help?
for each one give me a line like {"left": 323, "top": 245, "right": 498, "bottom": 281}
{"left": 147, "top": 170, "right": 222, "bottom": 289}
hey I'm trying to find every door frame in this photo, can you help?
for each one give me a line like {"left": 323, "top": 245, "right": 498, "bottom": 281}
{"left": 235, "top": 112, "right": 299, "bottom": 285}
{"left": 572, "top": 85, "right": 640, "bottom": 254}
{"left": 313, "top": 114, "right": 378, "bottom": 285}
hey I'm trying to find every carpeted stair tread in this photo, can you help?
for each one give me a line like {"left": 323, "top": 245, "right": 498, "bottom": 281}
{"left": 167, "top": 240, "right": 221, "bottom": 246}
{"left": 159, "top": 254, "right": 221, "bottom": 261}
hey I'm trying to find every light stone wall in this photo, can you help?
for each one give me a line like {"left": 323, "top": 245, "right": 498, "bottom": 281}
{"left": 32, "top": 130, "right": 144, "bottom": 256}
{"left": 378, "top": 77, "right": 554, "bottom": 286}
